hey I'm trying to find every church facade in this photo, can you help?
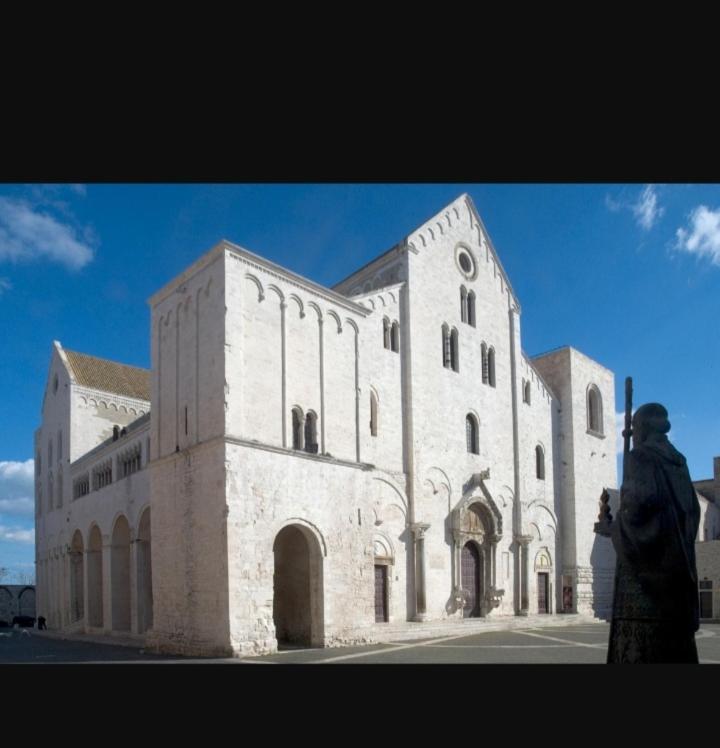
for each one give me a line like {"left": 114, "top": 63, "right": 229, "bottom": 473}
{"left": 34, "top": 194, "right": 618, "bottom": 656}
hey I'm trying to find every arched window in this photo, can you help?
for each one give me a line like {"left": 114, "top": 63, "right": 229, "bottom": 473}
{"left": 383, "top": 317, "right": 390, "bottom": 350}
{"left": 442, "top": 324, "right": 451, "bottom": 368}
{"left": 523, "top": 380, "right": 531, "bottom": 405}
{"left": 481, "top": 343, "right": 489, "bottom": 384}
{"left": 304, "top": 412, "right": 318, "bottom": 454}
{"left": 587, "top": 385, "right": 603, "bottom": 434}
{"left": 460, "top": 286, "right": 468, "bottom": 323}
{"left": 292, "top": 407, "right": 304, "bottom": 450}
{"left": 48, "top": 471, "right": 53, "bottom": 511}
{"left": 391, "top": 321, "right": 400, "bottom": 353}
{"left": 536, "top": 445, "right": 545, "bottom": 480}
{"left": 467, "top": 291, "right": 476, "bottom": 327}
{"left": 488, "top": 347, "right": 496, "bottom": 387}
{"left": 370, "top": 391, "right": 378, "bottom": 437}
{"left": 451, "top": 328, "right": 459, "bottom": 372}
{"left": 57, "top": 466, "right": 63, "bottom": 508}
{"left": 466, "top": 414, "right": 479, "bottom": 454}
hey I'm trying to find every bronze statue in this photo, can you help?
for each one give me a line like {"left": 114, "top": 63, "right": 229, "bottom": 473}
{"left": 606, "top": 401, "right": 700, "bottom": 663}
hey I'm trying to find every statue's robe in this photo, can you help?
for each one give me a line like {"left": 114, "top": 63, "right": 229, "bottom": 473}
{"left": 608, "top": 437, "right": 700, "bottom": 663}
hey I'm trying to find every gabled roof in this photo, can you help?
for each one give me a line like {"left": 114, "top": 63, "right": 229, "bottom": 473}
{"left": 64, "top": 349, "right": 150, "bottom": 401}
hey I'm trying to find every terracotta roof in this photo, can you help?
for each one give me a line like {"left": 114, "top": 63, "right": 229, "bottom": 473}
{"left": 64, "top": 349, "right": 150, "bottom": 401}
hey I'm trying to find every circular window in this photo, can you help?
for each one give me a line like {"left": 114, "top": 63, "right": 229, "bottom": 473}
{"left": 53, "top": 374, "right": 59, "bottom": 394}
{"left": 455, "top": 246, "right": 477, "bottom": 279}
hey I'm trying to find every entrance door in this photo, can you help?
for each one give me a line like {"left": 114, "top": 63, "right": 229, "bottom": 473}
{"left": 699, "top": 581, "right": 713, "bottom": 619}
{"left": 461, "top": 542, "right": 481, "bottom": 617}
{"left": 537, "top": 572, "right": 549, "bottom": 614}
{"left": 374, "top": 565, "right": 388, "bottom": 623}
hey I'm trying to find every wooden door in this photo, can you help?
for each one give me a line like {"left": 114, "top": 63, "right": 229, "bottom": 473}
{"left": 461, "top": 543, "right": 481, "bottom": 617}
{"left": 374, "top": 565, "right": 388, "bottom": 623}
{"left": 537, "top": 572, "right": 549, "bottom": 614}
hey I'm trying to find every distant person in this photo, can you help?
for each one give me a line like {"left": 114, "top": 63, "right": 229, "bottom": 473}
{"left": 607, "top": 403, "right": 700, "bottom": 663}
{"left": 37, "top": 616, "right": 47, "bottom": 630}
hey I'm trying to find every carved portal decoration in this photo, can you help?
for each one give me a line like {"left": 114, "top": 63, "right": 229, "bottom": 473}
{"left": 450, "top": 475, "right": 505, "bottom": 616}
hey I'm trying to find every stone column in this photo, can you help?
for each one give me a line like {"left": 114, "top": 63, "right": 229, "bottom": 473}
{"left": 130, "top": 537, "right": 140, "bottom": 635}
{"left": 411, "top": 523, "right": 431, "bottom": 622}
{"left": 102, "top": 537, "right": 112, "bottom": 633}
{"left": 517, "top": 535, "right": 532, "bottom": 616}
{"left": 280, "top": 300, "right": 287, "bottom": 448}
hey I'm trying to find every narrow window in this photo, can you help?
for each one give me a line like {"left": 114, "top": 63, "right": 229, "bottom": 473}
{"left": 383, "top": 317, "right": 391, "bottom": 350}
{"left": 442, "top": 324, "right": 451, "bottom": 368}
{"left": 467, "top": 291, "right": 476, "bottom": 328}
{"left": 466, "top": 414, "right": 479, "bottom": 454}
{"left": 587, "top": 386, "right": 603, "bottom": 434}
{"left": 488, "top": 347, "right": 496, "bottom": 387}
{"left": 48, "top": 438, "right": 53, "bottom": 466}
{"left": 460, "top": 286, "right": 468, "bottom": 323}
{"left": 524, "top": 380, "right": 531, "bottom": 405}
{"left": 304, "top": 412, "right": 318, "bottom": 454}
{"left": 57, "top": 430, "right": 62, "bottom": 462}
{"left": 391, "top": 321, "right": 400, "bottom": 353}
{"left": 292, "top": 407, "right": 304, "bottom": 450}
{"left": 451, "top": 328, "right": 459, "bottom": 373}
{"left": 370, "top": 391, "right": 378, "bottom": 437}
{"left": 56, "top": 467, "right": 63, "bottom": 508}
{"left": 481, "top": 343, "right": 489, "bottom": 384}
{"left": 184, "top": 406, "right": 188, "bottom": 435}
{"left": 536, "top": 445, "right": 545, "bottom": 480}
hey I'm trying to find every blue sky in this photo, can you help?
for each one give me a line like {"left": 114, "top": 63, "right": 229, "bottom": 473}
{"left": 1, "top": 183, "right": 719, "bottom": 582}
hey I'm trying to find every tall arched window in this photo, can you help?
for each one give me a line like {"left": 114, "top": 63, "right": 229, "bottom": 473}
{"left": 481, "top": 343, "right": 489, "bottom": 384}
{"left": 466, "top": 414, "right": 479, "bottom": 454}
{"left": 467, "top": 291, "right": 476, "bottom": 327}
{"left": 587, "top": 385, "right": 603, "bottom": 434}
{"left": 442, "top": 324, "right": 451, "bottom": 368}
{"left": 304, "top": 411, "right": 318, "bottom": 454}
{"left": 48, "top": 471, "right": 54, "bottom": 511}
{"left": 451, "top": 328, "right": 460, "bottom": 372}
{"left": 292, "top": 407, "right": 304, "bottom": 450}
{"left": 57, "top": 466, "right": 63, "bottom": 508}
{"left": 536, "top": 445, "right": 545, "bottom": 480}
{"left": 383, "top": 317, "right": 390, "bottom": 350}
{"left": 391, "top": 321, "right": 400, "bottom": 353}
{"left": 488, "top": 347, "right": 496, "bottom": 387}
{"left": 460, "top": 286, "right": 468, "bottom": 323}
{"left": 370, "top": 391, "right": 378, "bottom": 437}
{"left": 523, "top": 380, "right": 531, "bottom": 405}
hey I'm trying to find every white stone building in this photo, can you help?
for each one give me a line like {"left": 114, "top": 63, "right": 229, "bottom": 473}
{"left": 34, "top": 194, "right": 617, "bottom": 656}
{"left": 694, "top": 457, "right": 720, "bottom": 620}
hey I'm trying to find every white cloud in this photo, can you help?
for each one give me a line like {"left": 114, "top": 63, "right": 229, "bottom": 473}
{"left": 632, "top": 185, "right": 664, "bottom": 231}
{"left": 605, "top": 185, "right": 664, "bottom": 231}
{"left": 675, "top": 205, "right": 720, "bottom": 266}
{"left": 68, "top": 184, "right": 87, "bottom": 197}
{"left": 0, "top": 277, "right": 10, "bottom": 295}
{"left": 0, "top": 525, "right": 34, "bottom": 544}
{"left": 0, "top": 460, "right": 34, "bottom": 496}
{"left": 0, "top": 197, "right": 95, "bottom": 270}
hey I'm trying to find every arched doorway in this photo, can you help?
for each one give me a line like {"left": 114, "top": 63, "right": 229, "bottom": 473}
{"left": 272, "top": 524, "right": 324, "bottom": 648}
{"left": 451, "top": 496, "right": 504, "bottom": 617}
{"left": 136, "top": 508, "right": 153, "bottom": 633}
{"left": 87, "top": 525, "right": 103, "bottom": 628}
{"left": 70, "top": 530, "right": 84, "bottom": 623}
{"left": 461, "top": 542, "right": 483, "bottom": 617}
{"left": 111, "top": 516, "right": 131, "bottom": 631}
{"left": 19, "top": 588, "right": 36, "bottom": 618}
